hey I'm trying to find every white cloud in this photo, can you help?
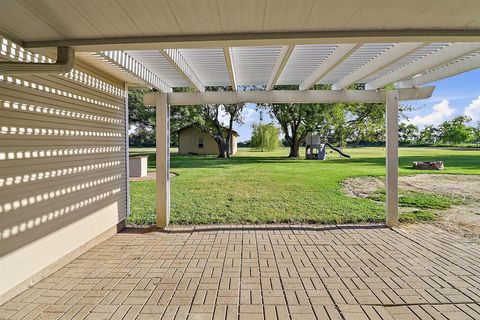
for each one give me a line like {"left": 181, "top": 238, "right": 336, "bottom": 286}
{"left": 464, "top": 96, "right": 480, "bottom": 122}
{"left": 409, "top": 100, "right": 454, "bottom": 127}
{"left": 242, "top": 108, "right": 256, "bottom": 124}
{"left": 218, "top": 108, "right": 257, "bottom": 126}
{"left": 217, "top": 109, "right": 230, "bottom": 125}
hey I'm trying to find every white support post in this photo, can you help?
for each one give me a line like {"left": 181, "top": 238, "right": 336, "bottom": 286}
{"left": 386, "top": 90, "right": 399, "bottom": 227}
{"left": 124, "top": 84, "right": 130, "bottom": 217}
{"left": 156, "top": 93, "right": 170, "bottom": 228}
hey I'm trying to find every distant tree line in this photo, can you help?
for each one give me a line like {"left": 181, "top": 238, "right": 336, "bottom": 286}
{"left": 399, "top": 116, "right": 480, "bottom": 146}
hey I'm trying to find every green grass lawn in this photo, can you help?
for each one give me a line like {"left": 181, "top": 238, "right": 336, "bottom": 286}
{"left": 128, "top": 146, "right": 480, "bottom": 225}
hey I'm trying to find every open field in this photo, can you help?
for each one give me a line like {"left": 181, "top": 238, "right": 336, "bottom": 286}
{"left": 129, "top": 147, "right": 480, "bottom": 225}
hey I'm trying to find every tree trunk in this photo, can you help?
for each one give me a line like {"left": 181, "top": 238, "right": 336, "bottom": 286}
{"left": 225, "top": 131, "right": 232, "bottom": 158}
{"left": 288, "top": 140, "right": 301, "bottom": 158}
{"left": 288, "top": 126, "right": 301, "bottom": 158}
{"left": 226, "top": 117, "right": 234, "bottom": 158}
{"left": 216, "top": 139, "right": 228, "bottom": 158}
{"left": 339, "top": 135, "right": 344, "bottom": 148}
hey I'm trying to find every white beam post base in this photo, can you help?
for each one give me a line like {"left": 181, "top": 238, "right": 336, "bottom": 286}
{"left": 386, "top": 90, "right": 399, "bottom": 227}
{"left": 155, "top": 93, "right": 170, "bottom": 228}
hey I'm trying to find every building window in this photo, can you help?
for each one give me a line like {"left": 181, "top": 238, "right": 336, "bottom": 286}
{"left": 198, "top": 137, "right": 204, "bottom": 148}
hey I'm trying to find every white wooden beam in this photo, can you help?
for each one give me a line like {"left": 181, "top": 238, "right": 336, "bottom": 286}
{"left": 365, "top": 43, "right": 480, "bottom": 90}
{"left": 396, "top": 53, "right": 480, "bottom": 88}
{"left": 154, "top": 93, "right": 170, "bottom": 228}
{"left": 161, "top": 48, "right": 205, "bottom": 92}
{"left": 299, "top": 44, "right": 361, "bottom": 90}
{"left": 332, "top": 43, "right": 426, "bottom": 90}
{"left": 23, "top": 29, "right": 480, "bottom": 52}
{"left": 266, "top": 45, "right": 294, "bottom": 90}
{"left": 143, "top": 87, "right": 434, "bottom": 106}
{"left": 386, "top": 90, "right": 399, "bottom": 227}
{"left": 223, "top": 47, "right": 237, "bottom": 91}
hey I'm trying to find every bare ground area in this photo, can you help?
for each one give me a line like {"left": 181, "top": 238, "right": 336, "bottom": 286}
{"left": 342, "top": 174, "right": 480, "bottom": 240}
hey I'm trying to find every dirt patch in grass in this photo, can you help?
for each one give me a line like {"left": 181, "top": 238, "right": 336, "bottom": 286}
{"left": 400, "top": 174, "right": 480, "bottom": 201}
{"left": 342, "top": 174, "right": 480, "bottom": 241}
{"left": 342, "top": 176, "right": 384, "bottom": 198}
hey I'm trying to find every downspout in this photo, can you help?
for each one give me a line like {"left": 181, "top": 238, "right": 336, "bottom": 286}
{"left": 0, "top": 47, "right": 74, "bottom": 75}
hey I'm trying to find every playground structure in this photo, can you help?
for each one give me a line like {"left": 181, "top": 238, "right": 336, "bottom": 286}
{"left": 305, "top": 133, "right": 351, "bottom": 160}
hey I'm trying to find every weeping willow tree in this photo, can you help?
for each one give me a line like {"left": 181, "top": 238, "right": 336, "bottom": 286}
{"left": 251, "top": 123, "right": 281, "bottom": 151}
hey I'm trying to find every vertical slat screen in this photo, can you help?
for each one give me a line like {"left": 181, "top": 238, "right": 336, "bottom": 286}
{"left": 0, "top": 36, "right": 127, "bottom": 296}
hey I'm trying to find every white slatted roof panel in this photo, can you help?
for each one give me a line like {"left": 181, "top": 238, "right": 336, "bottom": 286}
{"left": 397, "top": 50, "right": 480, "bottom": 87}
{"left": 230, "top": 46, "right": 283, "bottom": 86}
{"left": 94, "top": 42, "right": 479, "bottom": 90}
{"left": 361, "top": 43, "right": 450, "bottom": 84}
{"left": 125, "top": 50, "right": 189, "bottom": 87}
{"left": 277, "top": 44, "right": 338, "bottom": 85}
{"left": 402, "top": 49, "right": 480, "bottom": 82}
{"left": 177, "top": 48, "right": 230, "bottom": 87}
{"left": 319, "top": 43, "right": 394, "bottom": 84}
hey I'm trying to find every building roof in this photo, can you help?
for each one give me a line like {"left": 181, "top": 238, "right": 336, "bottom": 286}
{"left": 177, "top": 124, "right": 239, "bottom": 137}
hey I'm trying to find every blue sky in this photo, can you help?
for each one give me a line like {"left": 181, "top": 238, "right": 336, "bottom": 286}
{"left": 229, "top": 69, "right": 480, "bottom": 142}
{"left": 404, "top": 69, "right": 480, "bottom": 128}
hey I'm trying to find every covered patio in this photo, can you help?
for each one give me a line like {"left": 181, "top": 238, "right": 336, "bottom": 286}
{"left": 1, "top": 0, "right": 480, "bottom": 318}
{"left": 1, "top": 224, "right": 479, "bottom": 319}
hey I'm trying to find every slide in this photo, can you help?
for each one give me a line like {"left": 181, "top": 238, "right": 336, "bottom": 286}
{"left": 326, "top": 143, "right": 351, "bottom": 159}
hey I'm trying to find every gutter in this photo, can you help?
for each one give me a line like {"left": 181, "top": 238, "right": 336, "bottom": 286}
{"left": 0, "top": 47, "right": 74, "bottom": 75}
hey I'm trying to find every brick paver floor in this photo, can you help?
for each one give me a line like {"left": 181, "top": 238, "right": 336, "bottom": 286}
{"left": 1, "top": 223, "right": 479, "bottom": 319}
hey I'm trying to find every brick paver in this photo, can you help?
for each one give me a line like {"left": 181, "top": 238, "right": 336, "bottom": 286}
{"left": 1, "top": 223, "right": 479, "bottom": 319}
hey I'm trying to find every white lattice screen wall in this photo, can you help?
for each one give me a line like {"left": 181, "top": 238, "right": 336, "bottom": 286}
{"left": 0, "top": 37, "right": 128, "bottom": 297}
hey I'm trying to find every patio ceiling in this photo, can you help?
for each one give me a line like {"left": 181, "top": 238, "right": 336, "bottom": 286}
{"left": 2, "top": 0, "right": 480, "bottom": 46}
{"left": 1, "top": 0, "right": 480, "bottom": 92}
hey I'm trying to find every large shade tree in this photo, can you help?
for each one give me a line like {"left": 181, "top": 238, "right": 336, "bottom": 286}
{"left": 268, "top": 102, "right": 329, "bottom": 157}
{"left": 267, "top": 85, "right": 388, "bottom": 157}
{"left": 266, "top": 85, "right": 336, "bottom": 157}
